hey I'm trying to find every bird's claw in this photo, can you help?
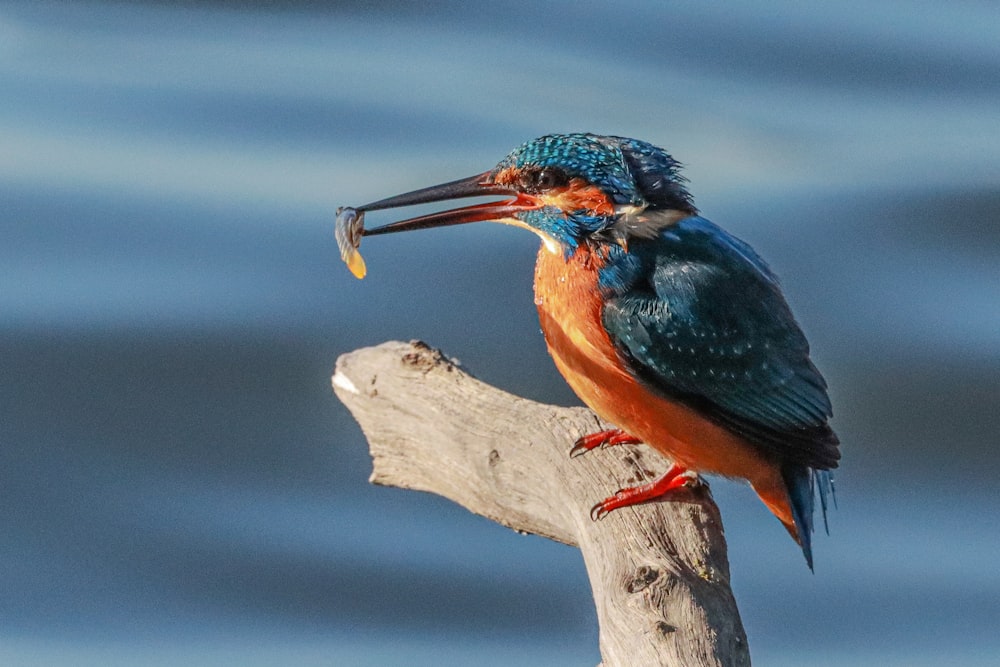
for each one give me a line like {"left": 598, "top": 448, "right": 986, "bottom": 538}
{"left": 589, "top": 486, "right": 650, "bottom": 521}
{"left": 569, "top": 429, "right": 641, "bottom": 458}
{"left": 588, "top": 466, "right": 699, "bottom": 521}
{"left": 569, "top": 439, "right": 595, "bottom": 458}
{"left": 590, "top": 501, "right": 611, "bottom": 521}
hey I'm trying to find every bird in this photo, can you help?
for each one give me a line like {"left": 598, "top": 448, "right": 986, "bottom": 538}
{"left": 346, "top": 133, "right": 839, "bottom": 569}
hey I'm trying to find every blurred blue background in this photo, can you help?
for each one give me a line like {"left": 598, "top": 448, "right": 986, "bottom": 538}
{"left": 2, "top": 1, "right": 999, "bottom": 664}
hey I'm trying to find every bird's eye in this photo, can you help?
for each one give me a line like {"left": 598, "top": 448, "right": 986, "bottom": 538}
{"left": 521, "top": 167, "right": 568, "bottom": 193}
{"left": 536, "top": 169, "right": 561, "bottom": 189}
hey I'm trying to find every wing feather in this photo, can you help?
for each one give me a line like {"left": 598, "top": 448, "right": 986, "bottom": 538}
{"left": 600, "top": 217, "right": 839, "bottom": 469}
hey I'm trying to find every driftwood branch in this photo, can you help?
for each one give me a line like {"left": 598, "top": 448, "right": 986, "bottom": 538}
{"left": 333, "top": 340, "right": 749, "bottom": 667}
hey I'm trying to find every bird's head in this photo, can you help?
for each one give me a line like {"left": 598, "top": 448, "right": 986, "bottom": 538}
{"left": 358, "top": 133, "right": 697, "bottom": 255}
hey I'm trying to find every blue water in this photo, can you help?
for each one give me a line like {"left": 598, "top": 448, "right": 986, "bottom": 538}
{"left": 2, "top": 1, "right": 999, "bottom": 664}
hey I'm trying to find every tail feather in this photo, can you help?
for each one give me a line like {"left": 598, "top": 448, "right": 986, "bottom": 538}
{"left": 781, "top": 464, "right": 834, "bottom": 571}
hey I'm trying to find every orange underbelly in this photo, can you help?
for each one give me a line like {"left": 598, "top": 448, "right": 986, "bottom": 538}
{"left": 533, "top": 244, "right": 778, "bottom": 485}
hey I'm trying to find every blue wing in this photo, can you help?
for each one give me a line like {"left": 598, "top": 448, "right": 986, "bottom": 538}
{"left": 599, "top": 216, "right": 839, "bottom": 469}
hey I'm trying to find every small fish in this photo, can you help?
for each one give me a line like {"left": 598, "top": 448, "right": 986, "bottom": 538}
{"left": 335, "top": 206, "right": 367, "bottom": 279}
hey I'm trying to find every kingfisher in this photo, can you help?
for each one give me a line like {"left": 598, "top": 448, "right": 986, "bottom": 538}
{"left": 344, "top": 133, "right": 839, "bottom": 569}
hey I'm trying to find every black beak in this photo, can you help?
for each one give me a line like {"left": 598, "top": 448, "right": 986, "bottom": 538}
{"left": 356, "top": 172, "right": 539, "bottom": 236}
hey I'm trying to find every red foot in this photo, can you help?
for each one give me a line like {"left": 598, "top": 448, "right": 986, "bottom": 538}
{"left": 569, "top": 429, "right": 642, "bottom": 458}
{"left": 590, "top": 464, "right": 699, "bottom": 520}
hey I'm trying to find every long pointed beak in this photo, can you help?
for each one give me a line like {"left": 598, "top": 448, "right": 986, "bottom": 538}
{"left": 356, "top": 172, "right": 538, "bottom": 236}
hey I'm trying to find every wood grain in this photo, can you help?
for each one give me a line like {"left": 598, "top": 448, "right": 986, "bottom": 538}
{"left": 333, "top": 340, "right": 750, "bottom": 667}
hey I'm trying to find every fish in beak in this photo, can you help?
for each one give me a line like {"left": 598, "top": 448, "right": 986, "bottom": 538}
{"left": 335, "top": 172, "right": 540, "bottom": 279}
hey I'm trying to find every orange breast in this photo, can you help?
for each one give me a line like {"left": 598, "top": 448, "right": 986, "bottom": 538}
{"left": 533, "top": 243, "right": 794, "bottom": 528}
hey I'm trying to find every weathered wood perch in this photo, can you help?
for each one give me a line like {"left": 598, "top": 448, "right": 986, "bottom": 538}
{"left": 333, "top": 340, "right": 750, "bottom": 667}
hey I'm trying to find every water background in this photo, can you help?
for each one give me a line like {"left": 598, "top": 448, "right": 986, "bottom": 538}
{"left": 2, "top": 1, "right": 999, "bottom": 664}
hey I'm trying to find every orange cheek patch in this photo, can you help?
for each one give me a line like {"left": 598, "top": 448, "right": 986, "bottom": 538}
{"left": 544, "top": 179, "right": 615, "bottom": 216}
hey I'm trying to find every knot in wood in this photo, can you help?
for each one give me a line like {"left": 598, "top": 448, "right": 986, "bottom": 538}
{"left": 401, "top": 340, "right": 443, "bottom": 372}
{"left": 625, "top": 565, "right": 661, "bottom": 594}
{"left": 656, "top": 620, "right": 677, "bottom": 635}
